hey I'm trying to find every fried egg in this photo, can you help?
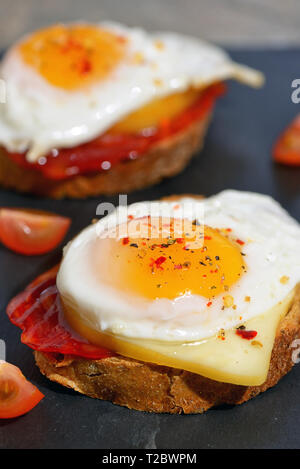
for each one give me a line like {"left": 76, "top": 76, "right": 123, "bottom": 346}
{"left": 0, "top": 22, "right": 263, "bottom": 161}
{"left": 57, "top": 190, "right": 300, "bottom": 343}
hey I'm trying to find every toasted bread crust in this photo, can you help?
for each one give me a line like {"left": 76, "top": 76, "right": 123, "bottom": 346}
{"left": 0, "top": 115, "right": 211, "bottom": 199}
{"left": 34, "top": 285, "right": 300, "bottom": 414}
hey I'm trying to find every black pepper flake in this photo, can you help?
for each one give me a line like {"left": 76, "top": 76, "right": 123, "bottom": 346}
{"left": 237, "top": 325, "right": 245, "bottom": 330}
{"left": 199, "top": 261, "right": 206, "bottom": 266}
{"left": 192, "top": 219, "right": 201, "bottom": 226}
{"left": 215, "top": 256, "right": 220, "bottom": 260}
{"left": 130, "top": 243, "right": 138, "bottom": 248}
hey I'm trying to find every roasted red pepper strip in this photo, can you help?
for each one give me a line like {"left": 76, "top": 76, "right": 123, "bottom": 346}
{"left": 6, "top": 266, "right": 113, "bottom": 359}
{"left": 273, "top": 115, "right": 300, "bottom": 166}
{"left": 5, "top": 83, "right": 225, "bottom": 180}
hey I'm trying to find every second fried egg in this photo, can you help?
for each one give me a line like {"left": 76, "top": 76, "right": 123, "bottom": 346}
{"left": 0, "top": 22, "right": 263, "bottom": 161}
{"left": 57, "top": 190, "right": 300, "bottom": 342}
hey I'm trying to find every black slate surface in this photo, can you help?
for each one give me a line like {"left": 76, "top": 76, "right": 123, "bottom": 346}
{"left": 0, "top": 49, "right": 300, "bottom": 449}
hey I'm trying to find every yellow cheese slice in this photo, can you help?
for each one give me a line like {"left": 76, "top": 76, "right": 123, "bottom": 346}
{"left": 63, "top": 290, "right": 294, "bottom": 387}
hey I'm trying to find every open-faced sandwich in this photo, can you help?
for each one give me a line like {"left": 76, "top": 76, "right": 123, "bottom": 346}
{"left": 7, "top": 190, "right": 300, "bottom": 413}
{"left": 0, "top": 22, "right": 263, "bottom": 198}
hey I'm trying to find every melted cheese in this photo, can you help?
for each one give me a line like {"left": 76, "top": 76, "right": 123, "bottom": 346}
{"left": 63, "top": 289, "right": 294, "bottom": 387}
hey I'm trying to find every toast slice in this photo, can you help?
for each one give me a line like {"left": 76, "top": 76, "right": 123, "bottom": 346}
{"left": 0, "top": 115, "right": 211, "bottom": 199}
{"left": 33, "top": 231, "right": 300, "bottom": 413}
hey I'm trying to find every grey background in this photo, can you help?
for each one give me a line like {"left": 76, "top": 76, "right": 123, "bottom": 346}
{"left": 1, "top": 0, "right": 300, "bottom": 49}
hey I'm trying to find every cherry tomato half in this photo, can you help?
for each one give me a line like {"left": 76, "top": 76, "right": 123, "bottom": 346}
{"left": 273, "top": 115, "right": 300, "bottom": 166}
{"left": 0, "top": 361, "right": 44, "bottom": 419}
{"left": 0, "top": 208, "right": 71, "bottom": 255}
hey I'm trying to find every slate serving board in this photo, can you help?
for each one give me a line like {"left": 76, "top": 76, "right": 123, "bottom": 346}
{"left": 0, "top": 49, "right": 300, "bottom": 449}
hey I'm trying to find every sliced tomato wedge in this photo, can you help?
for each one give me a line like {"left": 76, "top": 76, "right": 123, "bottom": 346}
{"left": 273, "top": 115, "right": 300, "bottom": 166}
{"left": 0, "top": 208, "right": 71, "bottom": 255}
{"left": 0, "top": 361, "right": 44, "bottom": 418}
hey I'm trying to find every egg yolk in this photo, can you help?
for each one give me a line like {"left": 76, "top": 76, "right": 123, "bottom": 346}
{"left": 110, "top": 88, "right": 202, "bottom": 134}
{"left": 103, "top": 218, "right": 246, "bottom": 300}
{"left": 19, "top": 24, "right": 126, "bottom": 90}
{"left": 18, "top": 24, "right": 211, "bottom": 133}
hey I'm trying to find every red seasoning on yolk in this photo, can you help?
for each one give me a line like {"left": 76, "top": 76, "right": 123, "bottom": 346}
{"left": 19, "top": 24, "right": 126, "bottom": 90}
{"left": 105, "top": 217, "right": 246, "bottom": 300}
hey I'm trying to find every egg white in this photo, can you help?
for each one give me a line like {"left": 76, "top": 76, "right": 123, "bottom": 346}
{"left": 57, "top": 190, "right": 300, "bottom": 342}
{"left": 0, "top": 22, "right": 263, "bottom": 161}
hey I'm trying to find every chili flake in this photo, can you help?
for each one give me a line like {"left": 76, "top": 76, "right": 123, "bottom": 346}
{"left": 236, "top": 329, "right": 257, "bottom": 340}
{"left": 78, "top": 58, "right": 92, "bottom": 75}
{"left": 150, "top": 256, "right": 167, "bottom": 270}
